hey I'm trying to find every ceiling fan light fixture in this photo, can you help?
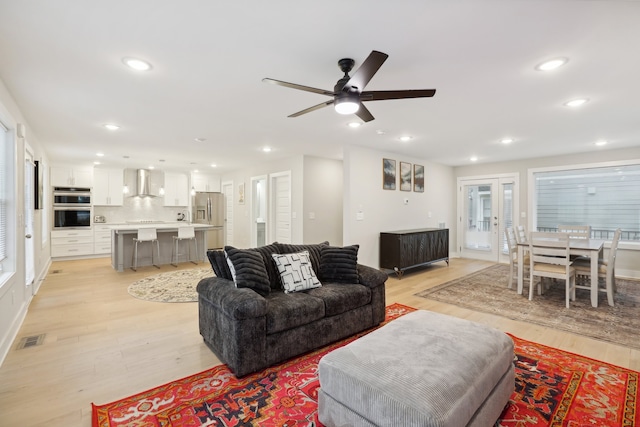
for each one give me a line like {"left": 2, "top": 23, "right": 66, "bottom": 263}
{"left": 334, "top": 98, "right": 360, "bottom": 115}
{"left": 535, "top": 57, "right": 568, "bottom": 71}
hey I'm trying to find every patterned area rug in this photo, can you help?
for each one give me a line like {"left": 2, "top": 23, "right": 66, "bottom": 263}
{"left": 416, "top": 263, "right": 640, "bottom": 349}
{"left": 92, "top": 303, "right": 640, "bottom": 426}
{"left": 127, "top": 267, "right": 214, "bottom": 303}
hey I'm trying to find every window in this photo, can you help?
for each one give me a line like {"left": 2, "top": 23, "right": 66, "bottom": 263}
{"left": 0, "top": 121, "right": 8, "bottom": 269}
{"left": 532, "top": 163, "right": 640, "bottom": 241}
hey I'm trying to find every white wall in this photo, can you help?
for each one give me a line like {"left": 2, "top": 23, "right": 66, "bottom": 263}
{"left": 303, "top": 156, "right": 343, "bottom": 246}
{"left": 343, "top": 145, "right": 456, "bottom": 268}
{"left": 0, "top": 78, "right": 51, "bottom": 365}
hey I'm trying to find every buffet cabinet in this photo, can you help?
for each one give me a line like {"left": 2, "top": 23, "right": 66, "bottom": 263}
{"left": 379, "top": 228, "right": 449, "bottom": 278}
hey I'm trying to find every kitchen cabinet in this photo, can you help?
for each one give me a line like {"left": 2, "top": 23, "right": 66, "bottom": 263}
{"left": 51, "top": 166, "right": 93, "bottom": 187}
{"left": 51, "top": 229, "right": 94, "bottom": 257}
{"left": 163, "top": 172, "right": 189, "bottom": 206}
{"left": 191, "top": 173, "right": 221, "bottom": 192}
{"left": 379, "top": 228, "right": 449, "bottom": 278}
{"left": 94, "top": 224, "right": 113, "bottom": 254}
{"left": 93, "top": 168, "right": 124, "bottom": 206}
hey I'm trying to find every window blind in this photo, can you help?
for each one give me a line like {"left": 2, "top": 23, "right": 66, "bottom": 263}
{"left": 0, "top": 122, "right": 7, "bottom": 262}
{"left": 534, "top": 164, "right": 640, "bottom": 240}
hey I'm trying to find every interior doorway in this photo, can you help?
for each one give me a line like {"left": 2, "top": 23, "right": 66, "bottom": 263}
{"left": 250, "top": 175, "right": 267, "bottom": 247}
{"left": 457, "top": 174, "right": 518, "bottom": 263}
{"left": 221, "top": 181, "right": 233, "bottom": 246}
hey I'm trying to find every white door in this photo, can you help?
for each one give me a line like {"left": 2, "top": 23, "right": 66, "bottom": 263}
{"left": 458, "top": 175, "right": 518, "bottom": 262}
{"left": 24, "top": 150, "right": 35, "bottom": 290}
{"left": 221, "top": 181, "right": 233, "bottom": 246}
{"left": 270, "top": 171, "right": 291, "bottom": 244}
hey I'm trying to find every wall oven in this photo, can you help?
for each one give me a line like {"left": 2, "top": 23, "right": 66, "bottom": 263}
{"left": 53, "top": 187, "right": 92, "bottom": 229}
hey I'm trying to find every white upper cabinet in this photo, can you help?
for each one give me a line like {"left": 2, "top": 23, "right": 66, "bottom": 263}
{"left": 93, "top": 168, "right": 124, "bottom": 206}
{"left": 51, "top": 166, "right": 93, "bottom": 187}
{"left": 163, "top": 172, "right": 189, "bottom": 206}
{"left": 191, "top": 173, "right": 221, "bottom": 192}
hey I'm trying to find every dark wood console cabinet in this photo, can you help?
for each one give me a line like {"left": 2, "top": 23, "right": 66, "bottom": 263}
{"left": 380, "top": 228, "right": 449, "bottom": 278}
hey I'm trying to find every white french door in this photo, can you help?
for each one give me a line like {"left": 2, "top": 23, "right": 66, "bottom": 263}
{"left": 457, "top": 175, "right": 518, "bottom": 263}
{"left": 24, "top": 149, "right": 35, "bottom": 290}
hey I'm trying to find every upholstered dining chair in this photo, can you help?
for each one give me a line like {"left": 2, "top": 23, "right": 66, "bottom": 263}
{"left": 558, "top": 224, "right": 591, "bottom": 239}
{"left": 573, "top": 228, "right": 621, "bottom": 307}
{"left": 505, "top": 227, "right": 528, "bottom": 290}
{"left": 528, "top": 231, "right": 576, "bottom": 308}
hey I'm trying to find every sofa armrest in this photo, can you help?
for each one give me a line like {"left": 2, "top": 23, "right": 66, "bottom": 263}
{"left": 196, "top": 277, "right": 268, "bottom": 320}
{"left": 357, "top": 264, "right": 388, "bottom": 289}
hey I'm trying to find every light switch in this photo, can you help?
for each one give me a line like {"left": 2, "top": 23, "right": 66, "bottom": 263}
{"left": 356, "top": 212, "right": 364, "bottom": 221}
{"left": 292, "top": 212, "right": 297, "bottom": 219}
{"left": 309, "top": 212, "right": 315, "bottom": 220}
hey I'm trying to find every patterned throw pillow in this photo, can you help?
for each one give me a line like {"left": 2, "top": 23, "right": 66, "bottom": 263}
{"left": 271, "top": 251, "right": 322, "bottom": 293}
{"left": 224, "top": 246, "right": 271, "bottom": 297}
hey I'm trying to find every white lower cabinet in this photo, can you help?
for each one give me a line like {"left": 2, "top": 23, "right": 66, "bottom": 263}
{"left": 94, "top": 225, "right": 113, "bottom": 254}
{"left": 51, "top": 229, "right": 94, "bottom": 257}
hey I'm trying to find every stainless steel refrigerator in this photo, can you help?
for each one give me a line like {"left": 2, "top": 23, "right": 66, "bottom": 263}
{"left": 193, "top": 192, "right": 225, "bottom": 249}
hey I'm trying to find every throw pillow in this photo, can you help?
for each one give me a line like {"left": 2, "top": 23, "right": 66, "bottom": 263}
{"left": 206, "top": 249, "right": 232, "bottom": 279}
{"left": 223, "top": 246, "right": 271, "bottom": 297}
{"left": 318, "top": 245, "right": 359, "bottom": 284}
{"left": 271, "top": 251, "right": 322, "bottom": 293}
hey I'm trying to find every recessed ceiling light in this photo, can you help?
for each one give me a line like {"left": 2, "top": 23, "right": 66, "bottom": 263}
{"left": 122, "top": 57, "right": 152, "bottom": 71}
{"left": 210, "top": 163, "right": 217, "bottom": 168}
{"left": 376, "top": 130, "right": 386, "bottom": 135}
{"left": 535, "top": 57, "right": 568, "bottom": 71}
{"left": 194, "top": 137, "right": 206, "bottom": 143}
{"left": 470, "top": 156, "right": 478, "bottom": 162}
{"left": 347, "top": 122, "right": 361, "bottom": 128}
{"left": 263, "top": 146, "right": 272, "bottom": 153}
{"left": 96, "top": 152, "right": 104, "bottom": 157}
{"left": 399, "top": 136, "right": 413, "bottom": 142}
{"left": 595, "top": 140, "right": 608, "bottom": 146}
{"left": 93, "top": 161, "right": 101, "bottom": 165}
{"left": 103, "top": 124, "right": 120, "bottom": 131}
{"left": 564, "top": 98, "right": 589, "bottom": 107}
{"left": 148, "top": 165, "right": 155, "bottom": 170}
{"left": 500, "top": 138, "right": 514, "bottom": 144}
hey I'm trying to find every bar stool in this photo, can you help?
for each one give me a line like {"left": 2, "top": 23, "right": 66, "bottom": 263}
{"left": 171, "top": 226, "right": 197, "bottom": 266}
{"left": 131, "top": 228, "right": 160, "bottom": 271}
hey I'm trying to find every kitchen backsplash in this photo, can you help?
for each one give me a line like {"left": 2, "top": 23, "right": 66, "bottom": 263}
{"left": 94, "top": 195, "right": 188, "bottom": 223}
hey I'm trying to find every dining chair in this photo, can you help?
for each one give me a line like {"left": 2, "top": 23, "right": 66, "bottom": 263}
{"left": 557, "top": 224, "right": 591, "bottom": 239}
{"left": 132, "top": 228, "right": 160, "bottom": 271}
{"left": 515, "top": 225, "right": 528, "bottom": 244}
{"left": 528, "top": 231, "right": 576, "bottom": 308}
{"left": 505, "top": 227, "right": 528, "bottom": 290}
{"left": 573, "top": 228, "right": 621, "bottom": 307}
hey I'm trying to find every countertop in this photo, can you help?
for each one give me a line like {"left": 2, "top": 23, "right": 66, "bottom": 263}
{"left": 109, "top": 222, "right": 213, "bottom": 232}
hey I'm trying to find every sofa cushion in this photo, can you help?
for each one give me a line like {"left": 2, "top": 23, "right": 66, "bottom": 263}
{"left": 271, "top": 251, "right": 322, "bottom": 293}
{"left": 250, "top": 243, "right": 282, "bottom": 290}
{"left": 224, "top": 246, "right": 271, "bottom": 297}
{"left": 318, "top": 245, "right": 359, "bottom": 284}
{"left": 265, "top": 291, "right": 325, "bottom": 334}
{"left": 277, "top": 241, "right": 328, "bottom": 276}
{"left": 206, "top": 249, "right": 232, "bottom": 280}
{"left": 305, "top": 283, "right": 371, "bottom": 317}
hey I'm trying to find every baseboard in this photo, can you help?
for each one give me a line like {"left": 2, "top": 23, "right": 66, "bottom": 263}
{"left": 0, "top": 299, "right": 29, "bottom": 367}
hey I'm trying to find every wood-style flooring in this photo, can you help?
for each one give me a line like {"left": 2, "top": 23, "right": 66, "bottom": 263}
{"left": 0, "top": 257, "right": 638, "bottom": 427}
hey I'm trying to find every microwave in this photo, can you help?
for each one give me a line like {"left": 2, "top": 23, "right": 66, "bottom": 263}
{"left": 53, "top": 207, "right": 92, "bottom": 229}
{"left": 53, "top": 187, "right": 91, "bottom": 206}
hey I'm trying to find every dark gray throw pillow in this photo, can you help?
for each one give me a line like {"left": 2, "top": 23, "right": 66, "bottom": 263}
{"left": 206, "top": 249, "right": 232, "bottom": 280}
{"left": 224, "top": 246, "right": 271, "bottom": 297}
{"left": 318, "top": 245, "right": 359, "bottom": 284}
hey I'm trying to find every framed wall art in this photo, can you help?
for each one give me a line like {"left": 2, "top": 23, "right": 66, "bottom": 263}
{"left": 238, "top": 182, "right": 245, "bottom": 204}
{"left": 382, "top": 158, "right": 396, "bottom": 190}
{"left": 400, "top": 162, "right": 412, "bottom": 191}
{"left": 413, "top": 164, "right": 424, "bottom": 193}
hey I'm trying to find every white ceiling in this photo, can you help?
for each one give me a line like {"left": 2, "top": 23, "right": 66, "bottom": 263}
{"left": 1, "top": 0, "right": 639, "bottom": 172}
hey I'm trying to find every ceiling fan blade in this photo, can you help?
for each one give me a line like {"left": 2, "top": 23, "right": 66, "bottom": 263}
{"left": 262, "top": 78, "right": 334, "bottom": 96}
{"left": 342, "top": 50, "right": 388, "bottom": 92}
{"left": 355, "top": 103, "right": 375, "bottom": 122}
{"left": 360, "top": 89, "right": 436, "bottom": 101}
{"left": 288, "top": 100, "right": 335, "bottom": 117}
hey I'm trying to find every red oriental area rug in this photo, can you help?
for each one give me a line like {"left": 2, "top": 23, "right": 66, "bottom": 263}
{"left": 92, "top": 303, "right": 640, "bottom": 426}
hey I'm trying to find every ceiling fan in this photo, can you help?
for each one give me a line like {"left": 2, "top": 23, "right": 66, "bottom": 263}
{"left": 263, "top": 50, "right": 436, "bottom": 123}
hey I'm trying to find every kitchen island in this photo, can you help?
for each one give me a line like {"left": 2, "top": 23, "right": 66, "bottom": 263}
{"left": 110, "top": 223, "right": 215, "bottom": 272}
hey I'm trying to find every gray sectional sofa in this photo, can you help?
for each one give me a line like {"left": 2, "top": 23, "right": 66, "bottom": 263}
{"left": 196, "top": 241, "right": 387, "bottom": 377}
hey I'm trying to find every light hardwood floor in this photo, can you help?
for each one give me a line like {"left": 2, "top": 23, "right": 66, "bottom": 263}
{"left": 0, "top": 257, "right": 638, "bottom": 427}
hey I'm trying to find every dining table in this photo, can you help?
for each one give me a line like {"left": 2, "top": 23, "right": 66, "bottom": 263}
{"left": 517, "top": 237, "right": 605, "bottom": 307}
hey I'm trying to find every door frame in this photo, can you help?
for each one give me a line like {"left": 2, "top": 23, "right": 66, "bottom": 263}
{"left": 457, "top": 173, "right": 519, "bottom": 263}
{"left": 221, "top": 180, "right": 233, "bottom": 247}
{"left": 24, "top": 144, "right": 35, "bottom": 293}
{"left": 250, "top": 175, "right": 268, "bottom": 247}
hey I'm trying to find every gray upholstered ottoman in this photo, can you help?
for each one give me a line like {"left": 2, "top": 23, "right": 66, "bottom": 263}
{"left": 318, "top": 310, "right": 514, "bottom": 427}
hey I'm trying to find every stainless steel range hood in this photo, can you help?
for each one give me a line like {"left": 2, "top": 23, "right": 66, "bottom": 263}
{"left": 136, "top": 169, "right": 155, "bottom": 197}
